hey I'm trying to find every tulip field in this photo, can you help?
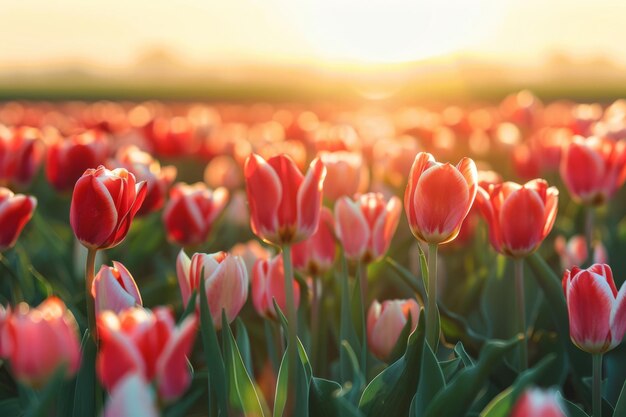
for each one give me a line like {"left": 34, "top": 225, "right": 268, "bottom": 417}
{"left": 1, "top": 93, "right": 626, "bottom": 417}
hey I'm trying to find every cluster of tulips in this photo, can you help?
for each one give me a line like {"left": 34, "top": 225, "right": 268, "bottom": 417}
{"left": 0, "top": 91, "right": 625, "bottom": 417}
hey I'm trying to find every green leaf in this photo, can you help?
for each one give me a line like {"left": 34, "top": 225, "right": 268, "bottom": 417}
{"left": 387, "top": 315, "right": 413, "bottom": 364}
{"left": 0, "top": 398, "right": 21, "bottom": 416}
{"left": 179, "top": 290, "right": 197, "bottom": 323}
{"left": 412, "top": 342, "right": 445, "bottom": 416}
{"left": 274, "top": 351, "right": 288, "bottom": 417}
{"left": 351, "top": 267, "right": 367, "bottom": 379}
{"left": 341, "top": 341, "right": 365, "bottom": 405}
{"left": 163, "top": 388, "right": 204, "bottom": 417}
{"left": 526, "top": 253, "right": 568, "bottom": 338}
{"left": 613, "top": 379, "right": 626, "bottom": 417}
{"left": 358, "top": 312, "right": 426, "bottom": 417}
{"left": 309, "top": 378, "right": 364, "bottom": 417}
{"left": 236, "top": 318, "right": 254, "bottom": 378}
{"left": 423, "top": 336, "right": 521, "bottom": 417}
{"left": 339, "top": 254, "right": 360, "bottom": 385}
{"left": 73, "top": 331, "right": 101, "bottom": 417}
{"left": 25, "top": 366, "right": 67, "bottom": 417}
{"left": 454, "top": 342, "right": 475, "bottom": 368}
{"left": 556, "top": 392, "right": 590, "bottom": 417}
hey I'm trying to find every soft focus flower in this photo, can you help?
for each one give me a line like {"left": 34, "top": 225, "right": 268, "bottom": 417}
{"left": 477, "top": 179, "right": 558, "bottom": 258}
{"left": 231, "top": 240, "right": 272, "bottom": 276}
{"left": 292, "top": 207, "right": 336, "bottom": 275}
{"left": 97, "top": 307, "right": 197, "bottom": 402}
{"left": 510, "top": 388, "right": 565, "bottom": 417}
{"left": 0, "top": 297, "right": 81, "bottom": 388}
{"left": 335, "top": 193, "right": 401, "bottom": 263}
{"left": 204, "top": 155, "right": 243, "bottom": 190}
{"left": 92, "top": 261, "right": 142, "bottom": 315}
{"left": 111, "top": 145, "right": 177, "bottom": 216}
{"left": 162, "top": 182, "right": 228, "bottom": 247}
{"left": 252, "top": 254, "right": 301, "bottom": 320}
{"left": 0, "top": 304, "right": 6, "bottom": 357}
{"left": 244, "top": 153, "right": 326, "bottom": 246}
{"left": 404, "top": 152, "right": 477, "bottom": 245}
{"left": 554, "top": 235, "right": 587, "bottom": 271}
{"left": 0, "top": 187, "right": 36, "bottom": 251}
{"left": 367, "top": 299, "right": 419, "bottom": 361}
{"left": 560, "top": 136, "right": 626, "bottom": 205}
{"left": 563, "top": 264, "right": 626, "bottom": 354}
{"left": 103, "top": 373, "right": 159, "bottom": 417}
{"left": 46, "top": 130, "right": 109, "bottom": 192}
{"left": 0, "top": 125, "right": 45, "bottom": 187}
{"left": 176, "top": 250, "right": 248, "bottom": 329}
{"left": 70, "top": 166, "right": 147, "bottom": 250}
{"left": 319, "top": 151, "right": 366, "bottom": 201}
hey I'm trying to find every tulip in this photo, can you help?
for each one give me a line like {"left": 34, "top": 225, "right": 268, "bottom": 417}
{"left": 176, "top": 250, "right": 248, "bottom": 329}
{"left": 46, "top": 130, "right": 110, "bottom": 192}
{"left": 510, "top": 388, "right": 565, "bottom": 417}
{"left": 252, "top": 254, "right": 301, "bottom": 320}
{"left": 0, "top": 125, "right": 45, "bottom": 187}
{"left": 204, "top": 155, "right": 243, "bottom": 191}
{"left": 319, "top": 151, "right": 366, "bottom": 201}
{"left": 111, "top": 145, "right": 177, "bottom": 216}
{"left": 1, "top": 297, "right": 81, "bottom": 388}
{"left": 92, "top": 261, "right": 142, "bottom": 315}
{"left": 97, "top": 307, "right": 197, "bottom": 402}
{"left": 0, "top": 187, "right": 37, "bottom": 251}
{"left": 560, "top": 136, "right": 626, "bottom": 206}
{"left": 555, "top": 235, "right": 587, "bottom": 271}
{"left": 162, "top": 182, "right": 228, "bottom": 247}
{"left": 244, "top": 153, "right": 326, "bottom": 246}
{"left": 292, "top": 207, "right": 336, "bottom": 276}
{"left": 0, "top": 304, "right": 8, "bottom": 357}
{"left": 103, "top": 373, "right": 159, "bottom": 417}
{"left": 367, "top": 299, "right": 419, "bottom": 361}
{"left": 231, "top": 240, "right": 272, "bottom": 276}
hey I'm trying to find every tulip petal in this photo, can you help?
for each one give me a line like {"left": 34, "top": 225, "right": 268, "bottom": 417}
{"left": 371, "top": 196, "right": 401, "bottom": 259}
{"left": 297, "top": 157, "right": 326, "bottom": 241}
{"left": 104, "top": 373, "right": 159, "bottom": 417}
{"left": 404, "top": 152, "right": 435, "bottom": 232}
{"left": 176, "top": 250, "right": 192, "bottom": 305}
{"left": 70, "top": 173, "right": 118, "bottom": 248}
{"left": 0, "top": 194, "right": 36, "bottom": 250}
{"left": 610, "top": 281, "right": 626, "bottom": 346}
{"left": 335, "top": 197, "right": 370, "bottom": 260}
{"left": 498, "top": 187, "right": 545, "bottom": 257}
{"left": 245, "top": 154, "right": 281, "bottom": 240}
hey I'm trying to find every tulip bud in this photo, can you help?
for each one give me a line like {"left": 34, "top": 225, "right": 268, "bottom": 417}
{"left": 252, "top": 254, "right": 301, "bottom": 320}
{"left": 563, "top": 264, "right": 626, "bottom": 354}
{"left": 292, "top": 207, "right": 336, "bottom": 275}
{"left": 510, "top": 388, "right": 565, "bottom": 417}
{"left": 0, "top": 125, "right": 45, "bottom": 187}
{"left": 244, "top": 153, "right": 326, "bottom": 246}
{"left": 70, "top": 166, "right": 147, "bottom": 250}
{"left": 335, "top": 193, "right": 401, "bottom": 264}
{"left": 367, "top": 299, "right": 419, "bottom": 361}
{"left": 162, "top": 182, "right": 228, "bottom": 247}
{"left": 92, "top": 261, "right": 142, "bottom": 315}
{"left": 555, "top": 235, "right": 587, "bottom": 271}
{"left": 1, "top": 297, "right": 81, "bottom": 388}
{"left": 0, "top": 187, "right": 36, "bottom": 251}
{"left": 103, "top": 373, "right": 159, "bottom": 417}
{"left": 476, "top": 179, "right": 558, "bottom": 258}
{"left": 176, "top": 250, "right": 248, "bottom": 329}
{"left": 404, "top": 152, "right": 477, "bottom": 245}
{"left": 319, "top": 151, "right": 366, "bottom": 201}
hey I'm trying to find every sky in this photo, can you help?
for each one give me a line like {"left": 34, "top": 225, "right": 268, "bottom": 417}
{"left": 2, "top": 0, "right": 626, "bottom": 70}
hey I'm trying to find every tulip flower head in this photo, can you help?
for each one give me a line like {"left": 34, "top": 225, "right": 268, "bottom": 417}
{"left": 176, "top": 250, "right": 248, "bottom": 329}
{"left": 563, "top": 264, "right": 626, "bottom": 354}
{"left": 103, "top": 373, "right": 159, "bottom": 417}
{"left": 244, "top": 153, "right": 326, "bottom": 246}
{"left": 0, "top": 187, "right": 36, "bottom": 251}
{"left": 319, "top": 151, "right": 365, "bottom": 201}
{"left": 335, "top": 193, "right": 401, "bottom": 264}
{"left": 404, "top": 152, "right": 477, "bottom": 245}
{"left": 70, "top": 166, "right": 147, "bottom": 250}
{"left": 366, "top": 299, "right": 419, "bottom": 361}
{"left": 510, "top": 388, "right": 565, "bottom": 417}
{"left": 1, "top": 297, "right": 81, "bottom": 388}
{"left": 0, "top": 125, "right": 45, "bottom": 187}
{"left": 292, "top": 207, "right": 336, "bottom": 275}
{"left": 476, "top": 179, "right": 558, "bottom": 258}
{"left": 92, "top": 261, "right": 142, "bottom": 315}
{"left": 252, "top": 254, "right": 301, "bottom": 320}
{"left": 231, "top": 239, "right": 272, "bottom": 276}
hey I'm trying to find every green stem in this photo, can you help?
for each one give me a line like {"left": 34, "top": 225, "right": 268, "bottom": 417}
{"left": 426, "top": 243, "right": 439, "bottom": 350}
{"left": 593, "top": 353, "right": 602, "bottom": 417}
{"left": 585, "top": 206, "right": 595, "bottom": 257}
{"left": 311, "top": 275, "right": 321, "bottom": 370}
{"left": 282, "top": 245, "right": 298, "bottom": 409}
{"left": 85, "top": 249, "right": 98, "bottom": 341}
{"left": 515, "top": 258, "right": 527, "bottom": 371}
{"left": 359, "top": 263, "right": 368, "bottom": 308}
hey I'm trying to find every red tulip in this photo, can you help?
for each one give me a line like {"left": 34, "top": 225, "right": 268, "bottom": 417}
{"left": 252, "top": 254, "right": 301, "bottom": 320}
{"left": 560, "top": 136, "right": 626, "bottom": 205}
{"left": 292, "top": 207, "right": 336, "bottom": 275}
{"left": 162, "top": 182, "right": 228, "bottom": 247}
{"left": 103, "top": 373, "right": 158, "bottom": 417}
{"left": 0, "top": 125, "right": 45, "bottom": 187}
{"left": 404, "top": 152, "right": 477, "bottom": 245}
{"left": 335, "top": 193, "right": 401, "bottom": 263}
{"left": 46, "top": 130, "right": 110, "bottom": 192}
{"left": 244, "top": 153, "right": 326, "bottom": 246}
{"left": 563, "top": 264, "right": 626, "bottom": 354}
{"left": 554, "top": 235, "right": 587, "bottom": 271}
{"left": 510, "top": 388, "right": 565, "bottom": 417}
{"left": 97, "top": 307, "right": 197, "bottom": 402}
{"left": 476, "top": 179, "right": 558, "bottom": 258}
{"left": 70, "top": 166, "right": 147, "bottom": 250}
{"left": 366, "top": 299, "right": 419, "bottom": 361}
{"left": 319, "top": 151, "right": 366, "bottom": 201}
{"left": 1, "top": 297, "right": 81, "bottom": 388}
{"left": 0, "top": 187, "right": 36, "bottom": 251}
{"left": 92, "top": 261, "right": 142, "bottom": 315}
{"left": 176, "top": 250, "right": 248, "bottom": 329}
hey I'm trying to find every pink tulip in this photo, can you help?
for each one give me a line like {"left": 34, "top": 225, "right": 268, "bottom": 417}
{"left": 92, "top": 261, "right": 142, "bottom": 315}
{"left": 0, "top": 304, "right": 7, "bottom": 357}
{"left": 367, "top": 299, "right": 419, "bottom": 361}
{"left": 244, "top": 153, "right": 326, "bottom": 246}
{"left": 292, "top": 207, "right": 336, "bottom": 275}
{"left": 555, "top": 235, "right": 587, "bottom": 271}
{"left": 319, "top": 151, "right": 366, "bottom": 201}
{"left": 335, "top": 193, "right": 401, "bottom": 263}
{"left": 1, "top": 297, "right": 81, "bottom": 388}
{"left": 0, "top": 125, "right": 45, "bottom": 187}
{"left": 97, "top": 307, "right": 197, "bottom": 402}
{"left": 176, "top": 250, "right": 248, "bottom": 329}
{"left": 510, "top": 388, "right": 565, "bottom": 417}
{"left": 252, "top": 254, "right": 301, "bottom": 320}
{"left": 0, "top": 187, "right": 37, "bottom": 251}
{"left": 231, "top": 240, "right": 272, "bottom": 276}
{"left": 103, "top": 373, "right": 159, "bottom": 417}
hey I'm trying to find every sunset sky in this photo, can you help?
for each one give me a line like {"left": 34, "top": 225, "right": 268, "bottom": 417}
{"left": 2, "top": 0, "right": 625, "bottom": 70}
